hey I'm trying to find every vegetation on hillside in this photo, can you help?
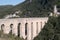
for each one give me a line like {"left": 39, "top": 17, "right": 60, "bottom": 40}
{"left": 0, "top": 0, "right": 60, "bottom": 18}
{"left": 34, "top": 16, "right": 60, "bottom": 40}
{"left": 0, "top": 5, "right": 13, "bottom": 18}
{"left": 0, "top": 5, "right": 13, "bottom": 12}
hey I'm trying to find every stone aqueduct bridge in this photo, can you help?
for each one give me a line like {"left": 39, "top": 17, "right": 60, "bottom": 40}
{"left": 0, "top": 17, "right": 48, "bottom": 40}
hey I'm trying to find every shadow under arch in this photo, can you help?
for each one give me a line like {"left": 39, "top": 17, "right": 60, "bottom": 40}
{"left": 25, "top": 23, "right": 28, "bottom": 40}
{"left": 25, "top": 23, "right": 28, "bottom": 36}
{"left": 9, "top": 24, "right": 13, "bottom": 35}
{"left": 17, "top": 23, "right": 21, "bottom": 37}
{"left": 1, "top": 24, "right": 5, "bottom": 32}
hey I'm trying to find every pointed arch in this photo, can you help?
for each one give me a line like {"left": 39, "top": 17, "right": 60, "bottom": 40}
{"left": 31, "top": 22, "right": 33, "bottom": 40}
{"left": 1, "top": 24, "right": 5, "bottom": 32}
{"left": 17, "top": 23, "right": 21, "bottom": 37}
{"left": 36, "top": 22, "right": 38, "bottom": 34}
{"left": 25, "top": 23, "right": 28, "bottom": 35}
{"left": 40, "top": 22, "right": 42, "bottom": 29}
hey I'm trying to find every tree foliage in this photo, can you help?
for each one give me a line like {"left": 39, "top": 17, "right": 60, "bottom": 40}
{"left": 0, "top": 0, "right": 60, "bottom": 18}
{"left": 34, "top": 16, "right": 60, "bottom": 40}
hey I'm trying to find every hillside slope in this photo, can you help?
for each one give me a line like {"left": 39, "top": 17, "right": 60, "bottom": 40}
{"left": 0, "top": 5, "right": 13, "bottom": 12}
{"left": 0, "top": 0, "right": 60, "bottom": 18}
{"left": 0, "top": 5, "right": 13, "bottom": 18}
{"left": 8, "top": 0, "right": 59, "bottom": 17}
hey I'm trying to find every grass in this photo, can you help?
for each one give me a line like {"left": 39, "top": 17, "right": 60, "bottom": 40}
{"left": 0, "top": 30, "right": 24, "bottom": 40}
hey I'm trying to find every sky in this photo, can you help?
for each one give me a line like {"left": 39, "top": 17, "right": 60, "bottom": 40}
{"left": 0, "top": 0, "right": 25, "bottom": 5}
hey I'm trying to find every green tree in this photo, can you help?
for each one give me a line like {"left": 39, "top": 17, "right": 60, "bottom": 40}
{"left": 34, "top": 16, "right": 58, "bottom": 40}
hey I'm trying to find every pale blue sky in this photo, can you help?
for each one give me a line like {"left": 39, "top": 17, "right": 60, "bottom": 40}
{"left": 0, "top": 0, "right": 25, "bottom": 5}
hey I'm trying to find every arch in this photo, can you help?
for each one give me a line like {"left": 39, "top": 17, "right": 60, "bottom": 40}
{"left": 17, "top": 23, "right": 21, "bottom": 37}
{"left": 31, "top": 22, "right": 33, "bottom": 40}
{"left": 10, "top": 24, "right": 13, "bottom": 34}
{"left": 36, "top": 22, "right": 38, "bottom": 34}
{"left": 40, "top": 22, "right": 42, "bottom": 29}
{"left": 25, "top": 23, "right": 28, "bottom": 35}
{"left": 1, "top": 24, "right": 5, "bottom": 32}
{"left": 10, "top": 24, "right": 13, "bottom": 28}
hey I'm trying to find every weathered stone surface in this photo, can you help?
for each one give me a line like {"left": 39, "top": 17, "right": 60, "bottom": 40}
{"left": 0, "top": 17, "right": 48, "bottom": 40}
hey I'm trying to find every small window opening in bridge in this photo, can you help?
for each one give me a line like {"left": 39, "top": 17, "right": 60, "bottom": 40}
{"left": 25, "top": 23, "right": 28, "bottom": 35}
{"left": 10, "top": 24, "right": 13, "bottom": 34}
{"left": 18, "top": 23, "right": 21, "bottom": 37}
{"left": 1, "top": 24, "right": 5, "bottom": 32}
{"left": 31, "top": 22, "right": 33, "bottom": 40}
{"left": 36, "top": 22, "right": 38, "bottom": 34}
